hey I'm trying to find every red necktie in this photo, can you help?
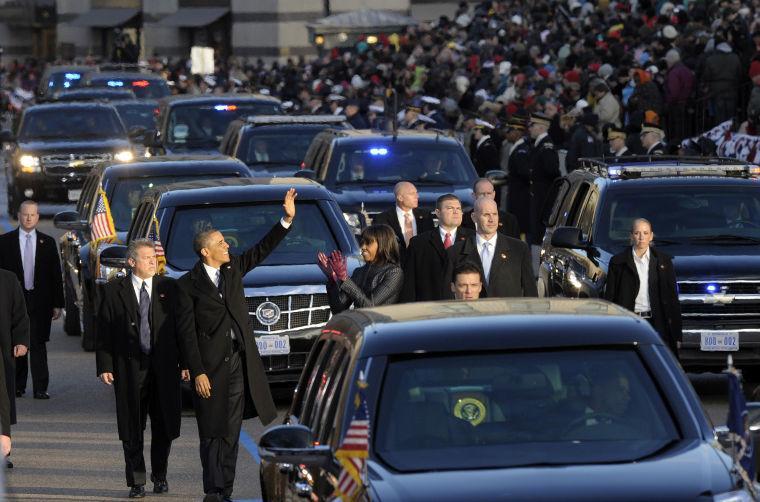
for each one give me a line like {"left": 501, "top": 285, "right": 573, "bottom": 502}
{"left": 443, "top": 232, "right": 452, "bottom": 249}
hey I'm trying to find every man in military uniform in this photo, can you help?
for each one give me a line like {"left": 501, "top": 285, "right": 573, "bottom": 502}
{"left": 401, "top": 102, "right": 422, "bottom": 129}
{"left": 421, "top": 96, "right": 450, "bottom": 130}
{"left": 640, "top": 123, "right": 667, "bottom": 155}
{"left": 607, "top": 126, "right": 630, "bottom": 157}
{"left": 471, "top": 119, "right": 500, "bottom": 177}
{"left": 504, "top": 116, "right": 531, "bottom": 237}
{"left": 527, "top": 113, "right": 561, "bottom": 247}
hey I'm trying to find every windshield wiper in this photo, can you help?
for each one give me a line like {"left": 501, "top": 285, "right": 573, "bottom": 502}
{"left": 689, "top": 235, "right": 760, "bottom": 244}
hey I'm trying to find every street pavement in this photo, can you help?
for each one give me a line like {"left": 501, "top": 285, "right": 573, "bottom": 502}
{"left": 0, "top": 200, "right": 748, "bottom": 500}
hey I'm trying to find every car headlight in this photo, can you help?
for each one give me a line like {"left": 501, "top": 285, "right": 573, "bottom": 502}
{"left": 114, "top": 150, "right": 134, "bottom": 162}
{"left": 18, "top": 154, "right": 40, "bottom": 173}
{"left": 343, "top": 212, "right": 361, "bottom": 233}
{"left": 97, "top": 264, "right": 126, "bottom": 283}
{"left": 713, "top": 490, "right": 753, "bottom": 502}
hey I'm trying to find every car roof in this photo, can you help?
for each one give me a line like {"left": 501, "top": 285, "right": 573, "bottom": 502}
{"left": 95, "top": 155, "right": 248, "bottom": 179}
{"left": 145, "top": 177, "right": 330, "bottom": 207}
{"left": 328, "top": 298, "right": 662, "bottom": 357}
{"left": 25, "top": 101, "right": 118, "bottom": 112}
{"left": 89, "top": 72, "right": 164, "bottom": 80}
{"left": 43, "top": 65, "right": 94, "bottom": 75}
{"left": 326, "top": 128, "right": 462, "bottom": 145}
{"left": 162, "top": 93, "right": 281, "bottom": 106}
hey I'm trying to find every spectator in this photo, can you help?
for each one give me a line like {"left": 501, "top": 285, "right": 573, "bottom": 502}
{"left": 664, "top": 49, "right": 696, "bottom": 143}
{"left": 591, "top": 81, "right": 621, "bottom": 128}
{"left": 702, "top": 38, "right": 743, "bottom": 125}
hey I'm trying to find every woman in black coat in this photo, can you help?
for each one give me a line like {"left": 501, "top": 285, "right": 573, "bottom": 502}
{"left": 604, "top": 218, "right": 682, "bottom": 355}
{"left": 319, "top": 224, "right": 404, "bottom": 314}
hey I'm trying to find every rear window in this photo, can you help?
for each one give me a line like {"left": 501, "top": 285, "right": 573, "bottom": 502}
{"left": 113, "top": 103, "right": 159, "bottom": 130}
{"left": 90, "top": 77, "right": 170, "bottom": 99}
{"left": 375, "top": 349, "right": 679, "bottom": 472}
{"left": 238, "top": 126, "right": 328, "bottom": 169}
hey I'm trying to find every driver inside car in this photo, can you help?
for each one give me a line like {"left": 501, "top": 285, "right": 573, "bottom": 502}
{"left": 582, "top": 366, "right": 631, "bottom": 425}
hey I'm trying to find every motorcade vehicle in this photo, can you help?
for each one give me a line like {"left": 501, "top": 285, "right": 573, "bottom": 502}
{"left": 2, "top": 102, "right": 135, "bottom": 214}
{"left": 53, "top": 156, "right": 251, "bottom": 350}
{"left": 37, "top": 65, "right": 94, "bottom": 101}
{"left": 539, "top": 157, "right": 760, "bottom": 368}
{"left": 98, "top": 177, "right": 361, "bottom": 382}
{"left": 84, "top": 72, "right": 171, "bottom": 100}
{"left": 259, "top": 298, "right": 748, "bottom": 501}
{"left": 53, "top": 88, "right": 136, "bottom": 102}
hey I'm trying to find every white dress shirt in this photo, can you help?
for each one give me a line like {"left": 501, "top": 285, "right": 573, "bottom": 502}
{"left": 632, "top": 247, "right": 651, "bottom": 312}
{"left": 131, "top": 274, "right": 153, "bottom": 304}
{"left": 396, "top": 206, "right": 417, "bottom": 236}
{"left": 476, "top": 233, "right": 498, "bottom": 282}
{"left": 19, "top": 228, "right": 37, "bottom": 266}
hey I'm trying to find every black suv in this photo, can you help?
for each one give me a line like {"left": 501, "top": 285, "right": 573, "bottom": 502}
{"left": 300, "top": 129, "right": 482, "bottom": 232}
{"left": 53, "top": 156, "right": 251, "bottom": 350}
{"left": 84, "top": 72, "right": 171, "bottom": 100}
{"left": 144, "top": 94, "right": 282, "bottom": 156}
{"left": 2, "top": 102, "right": 136, "bottom": 214}
{"left": 36, "top": 65, "right": 93, "bottom": 101}
{"left": 539, "top": 157, "right": 760, "bottom": 368}
{"left": 99, "top": 178, "right": 361, "bottom": 383}
{"left": 219, "top": 115, "right": 350, "bottom": 176}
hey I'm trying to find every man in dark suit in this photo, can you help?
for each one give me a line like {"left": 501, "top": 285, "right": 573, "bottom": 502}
{"left": 97, "top": 239, "right": 195, "bottom": 498}
{"left": 471, "top": 119, "right": 500, "bottom": 177}
{"left": 0, "top": 200, "right": 63, "bottom": 400}
{"left": 179, "top": 188, "right": 296, "bottom": 502}
{"left": 0, "top": 268, "right": 29, "bottom": 467}
{"left": 462, "top": 178, "right": 520, "bottom": 239}
{"left": 401, "top": 194, "right": 473, "bottom": 302}
{"left": 447, "top": 198, "right": 537, "bottom": 298}
{"left": 451, "top": 262, "right": 483, "bottom": 300}
{"left": 372, "top": 181, "right": 434, "bottom": 256}
{"left": 527, "top": 113, "right": 561, "bottom": 246}
{"left": 504, "top": 116, "right": 531, "bottom": 238}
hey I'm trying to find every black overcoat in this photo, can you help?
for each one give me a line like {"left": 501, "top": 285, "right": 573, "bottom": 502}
{"left": 506, "top": 138, "right": 532, "bottom": 235}
{"left": 178, "top": 222, "right": 288, "bottom": 438}
{"left": 96, "top": 274, "right": 195, "bottom": 443}
{"left": 0, "top": 269, "right": 28, "bottom": 432}
{"left": 528, "top": 135, "right": 560, "bottom": 244}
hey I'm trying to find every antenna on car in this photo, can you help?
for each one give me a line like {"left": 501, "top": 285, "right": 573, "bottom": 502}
{"left": 387, "top": 88, "right": 398, "bottom": 139}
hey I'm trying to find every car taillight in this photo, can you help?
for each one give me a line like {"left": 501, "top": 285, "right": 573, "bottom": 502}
{"left": 132, "top": 80, "right": 150, "bottom": 87}
{"left": 300, "top": 162, "right": 306, "bottom": 170}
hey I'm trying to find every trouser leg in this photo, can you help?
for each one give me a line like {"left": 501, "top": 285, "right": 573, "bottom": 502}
{"left": 15, "top": 353, "right": 28, "bottom": 393}
{"left": 123, "top": 366, "right": 150, "bottom": 487}
{"left": 222, "top": 351, "right": 244, "bottom": 497}
{"left": 29, "top": 339, "right": 48, "bottom": 393}
{"left": 147, "top": 368, "right": 171, "bottom": 481}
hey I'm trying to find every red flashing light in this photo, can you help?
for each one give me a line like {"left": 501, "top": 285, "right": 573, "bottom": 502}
{"left": 132, "top": 80, "right": 150, "bottom": 87}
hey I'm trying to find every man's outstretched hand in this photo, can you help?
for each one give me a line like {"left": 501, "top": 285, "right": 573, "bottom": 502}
{"left": 283, "top": 188, "right": 297, "bottom": 223}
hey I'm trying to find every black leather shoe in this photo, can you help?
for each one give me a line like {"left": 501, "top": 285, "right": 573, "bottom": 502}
{"left": 128, "top": 485, "right": 146, "bottom": 498}
{"left": 15, "top": 390, "right": 23, "bottom": 397}
{"left": 202, "top": 493, "right": 223, "bottom": 502}
{"left": 33, "top": 392, "right": 50, "bottom": 400}
{"left": 153, "top": 479, "right": 169, "bottom": 493}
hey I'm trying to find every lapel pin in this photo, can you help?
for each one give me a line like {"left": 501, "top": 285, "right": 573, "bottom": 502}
{"left": 501, "top": 253, "right": 508, "bottom": 260}
{"left": 159, "top": 293, "right": 166, "bottom": 299}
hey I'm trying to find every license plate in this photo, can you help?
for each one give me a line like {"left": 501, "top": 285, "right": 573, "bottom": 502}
{"left": 700, "top": 331, "right": 739, "bottom": 351}
{"left": 255, "top": 335, "right": 290, "bottom": 356}
{"left": 67, "top": 189, "right": 82, "bottom": 202}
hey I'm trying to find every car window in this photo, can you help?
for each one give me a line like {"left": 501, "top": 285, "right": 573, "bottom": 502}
{"left": 306, "top": 345, "right": 349, "bottom": 434}
{"left": 239, "top": 126, "right": 329, "bottom": 169}
{"left": 165, "top": 103, "right": 282, "bottom": 148}
{"left": 544, "top": 178, "right": 571, "bottom": 227}
{"left": 164, "top": 201, "right": 339, "bottom": 270}
{"left": 317, "top": 351, "right": 351, "bottom": 444}
{"left": 113, "top": 103, "right": 158, "bottom": 130}
{"left": 577, "top": 191, "right": 598, "bottom": 240}
{"left": 565, "top": 183, "right": 590, "bottom": 227}
{"left": 78, "top": 175, "right": 98, "bottom": 216}
{"left": 127, "top": 202, "right": 153, "bottom": 242}
{"left": 20, "top": 107, "right": 126, "bottom": 140}
{"left": 594, "top": 185, "right": 760, "bottom": 250}
{"left": 45, "top": 70, "right": 85, "bottom": 94}
{"left": 290, "top": 339, "right": 327, "bottom": 420}
{"left": 375, "top": 349, "right": 679, "bottom": 472}
{"left": 298, "top": 341, "right": 335, "bottom": 425}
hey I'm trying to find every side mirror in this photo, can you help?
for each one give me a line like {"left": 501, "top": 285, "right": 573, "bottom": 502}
{"left": 485, "top": 169, "right": 507, "bottom": 187}
{"left": 53, "top": 210, "right": 87, "bottom": 231}
{"left": 550, "top": 226, "right": 588, "bottom": 249}
{"left": 128, "top": 125, "right": 147, "bottom": 140}
{"left": 142, "top": 129, "right": 161, "bottom": 148}
{"left": 294, "top": 169, "right": 316, "bottom": 180}
{"left": 99, "top": 244, "right": 128, "bottom": 269}
{"left": 0, "top": 130, "right": 15, "bottom": 143}
{"left": 258, "top": 424, "right": 333, "bottom": 467}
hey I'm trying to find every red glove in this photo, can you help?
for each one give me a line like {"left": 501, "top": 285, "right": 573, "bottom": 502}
{"left": 317, "top": 252, "right": 337, "bottom": 283}
{"left": 330, "top": 250, "right": 348, "bottom": 282}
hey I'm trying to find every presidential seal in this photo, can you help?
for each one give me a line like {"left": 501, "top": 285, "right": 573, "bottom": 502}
{"left": 453, "top": 397, "right": 487, "bottom": 426}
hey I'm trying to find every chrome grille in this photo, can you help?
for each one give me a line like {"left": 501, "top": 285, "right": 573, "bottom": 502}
{"left": 246, "top": 293, "right": 331, "bottom": 335}
{"left": 679, "top": 281, "right": 760, "bottom": 295}
{"left": 679, "top": 281, "right": 760, "bottom": 322}
{"left": 41, "top": 152, "right": 113, "bottom": 176}
{"left": 261, "top": 353, "right": 309, "bottom": 372}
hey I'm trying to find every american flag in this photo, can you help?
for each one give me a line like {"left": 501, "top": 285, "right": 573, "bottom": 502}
{"left": 149, "top": 216, "right": 166, "bottom": 271}
{"left": 333, "top": 376, "right": 369, "bottom": 502}
{"left": 91, "top": 188, "right": 116, "bottom": 243}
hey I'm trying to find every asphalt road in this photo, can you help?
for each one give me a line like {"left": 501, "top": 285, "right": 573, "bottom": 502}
{"left": 0, "top": 199, "right": 749, "bottom": 500}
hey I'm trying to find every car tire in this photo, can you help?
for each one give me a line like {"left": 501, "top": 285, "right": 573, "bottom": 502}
{"left": 81, "top": 286, "right": 96, "bottom": 352}
{"left": 63, "top": 276, "right": 81, "bottom": 337}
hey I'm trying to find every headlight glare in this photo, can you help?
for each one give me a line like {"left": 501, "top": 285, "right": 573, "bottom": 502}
{"left": 114, "top": 150, "right": 134, "bottom": 162}
{"left": 18, "top": 154, "right": 40, "bottom": 172}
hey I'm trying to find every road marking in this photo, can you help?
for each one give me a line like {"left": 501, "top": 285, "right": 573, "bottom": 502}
{"left": 239, "top": 429, "right": 261, "bottom": 464}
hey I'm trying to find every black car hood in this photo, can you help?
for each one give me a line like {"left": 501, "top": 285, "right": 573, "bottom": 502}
{"left": 667, "top": 245, "right": 760, "bottom": 281}
{"left": 18, "top": 138, "right": 131, "bottom": 153}
{"left": 369, "top": 441, "right": 734, "bottom": 501}
{"left": 331, "top": 185, "right": 472, "bottom": 214}
{"left": 249, "top": 164, "right": 299, "bottom": 177}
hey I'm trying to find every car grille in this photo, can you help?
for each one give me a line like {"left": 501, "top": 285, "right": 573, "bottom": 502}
{"left": 679, "top": 281, "right": 760, "bottom": 323}
{"left": 261, "top": 352, "right": 309, "bottom": 372}
{"left": 246, "top": 293, "right": 331, "bottom": 335}
{"left": 41, "top": 152, "right": 113, "bottom": 176}
{"left": 679, "top": 281, "right": 760, "bottom": 295}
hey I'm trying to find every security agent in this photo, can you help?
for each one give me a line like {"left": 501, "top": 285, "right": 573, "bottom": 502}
{"left": 527, "top": 112, "right": 560, "bottom": 245}
{"left": 640, "top": 123, "right": 667, "bottom": 155}
{"left": 607, "top": 126, "right": 630, "bottom": 157}
{"left": 604, "top": 218, "right": 682, "bottom": 354}
{"left": 179, "top": 188, "right": 296, "bottom": 501}
{"left": 461, "top": 178, "right": 520, "bottom": 239}
{"left": 451, "top": 262, "right": 483, "bottom": 300}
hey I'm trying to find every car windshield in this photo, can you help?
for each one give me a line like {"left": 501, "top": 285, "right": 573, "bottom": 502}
{"left": 594, "top": 186, "right": 760, "bottom": 250}
{"left": 20, "top": 108, "right": 126, "bottom": 140}
{"left": 46, "top": 71, "right": 85, "bottom": 93}
{"left": 90, "top": 78, "right": 170, "bottom": 99}
{"left": 109, "top": 174, "right": 241, "bottom": 231}
{"left": 325, "top": 142, "right": 475, "bottom": 185}
{"left": 374, "top": 349, "right": 679, "bottom": 472}
{"left": 113, "top": 103, "right": 158, "bottom": 130}
{"left": 166, "top": 103, "right": 282, "bottom": 148}
{"left": 240, "top": 127, "right": 327, "bottom": 168}
{"left": 165, "top": 202, "right": 337, "bottom": 269}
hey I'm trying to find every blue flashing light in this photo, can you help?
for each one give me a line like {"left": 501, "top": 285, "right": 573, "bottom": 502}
{"left": 706, "top": 284, "right": 718, "bottom": 293}
{"left": 107, "top": 80, "right": 124, "bottom": 87}
{"left": 48, "top": 82, "right": 54, "bottom": 87}
{"left": 214, "top": 104, "right": 238, "bottom": 111}
{"left": 63, "top": 81, "right": 71, "bottom": 89}
{"left": 608, "top": 167, "right": 622, "bottom": 177}
{"left": 64, "top": 73, "right": 81, "bottom": 80}
{"left": 369, "top": 147, "right": 388, "bottom": 156}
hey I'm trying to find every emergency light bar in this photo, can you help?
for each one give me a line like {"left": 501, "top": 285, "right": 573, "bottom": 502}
{"left": 245, "top": 115, "right": 347, "bottom": 125}
{"left": 606, "top": 164, "right": 760, "bottom": 179}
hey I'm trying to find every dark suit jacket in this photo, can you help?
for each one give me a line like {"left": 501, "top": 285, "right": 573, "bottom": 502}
{"left": 0, "top": 228, "right": 64, "bottom": 342}
{"left": 401, "top": 227, "right": 473, "bottom": 302}
{"left": 604, "top": 247, "right": 682, "bottom": 352}
{"left": 446, "top": 233, "right": 538, "bottom": 298}
{"left": 473, "top": 136, "right": 500, "bottom": 177}
{"left": 0, "top": 269, "right": 29, "bottom": 433}
{"left": 371, "top": 207, "right": 434, "bottom": 254}
{"left": 178, "top": 221, "right": 288, "bottom": 438}
{"left": 461, "top": 208, "right": 520, "bottom": 239}
{"left": 96, "top": 274, "right": 195, "bottom": 443}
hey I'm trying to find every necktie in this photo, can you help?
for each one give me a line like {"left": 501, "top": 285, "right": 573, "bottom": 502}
{"left": 480, "top": 242, "right": 492, "bottom": 285}
{"left": 216, "top": 270, "right": 224, "bottom": 298}
{"left": 403, "top": 212, "right": 414, "bottom": 246}
{"left": 139, "top": 282, "right": 151, "bottom": 355}
{"left": 443, "top": 232, "right": 452, "bottom": 249}
{"left": 23, "top": 233, "right": 33, "bottom": 290}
